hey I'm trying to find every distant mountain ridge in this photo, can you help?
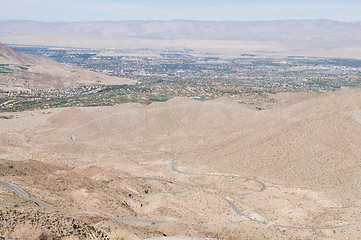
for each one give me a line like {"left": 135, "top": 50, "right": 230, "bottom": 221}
{"left": 0, "top": 20, "right": 360, "bottom": 41}
{"left": 1, "top": 20, "right": 361, "bottom": 58}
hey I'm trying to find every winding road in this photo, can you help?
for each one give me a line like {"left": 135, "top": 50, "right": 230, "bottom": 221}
{"left": 0, "top": 180, "right": 57, "bottom": 209}
{"left": 223, "top": 197, "right": 267, "bottom": 224}
{"left": 165, "top": 150, "right": 267, "bottom": 194}
{"left": 127, "top": 149, "right": 351, "bottom": 230}
{"left": 0, "top": 149, "right": 353, "bottom": 231}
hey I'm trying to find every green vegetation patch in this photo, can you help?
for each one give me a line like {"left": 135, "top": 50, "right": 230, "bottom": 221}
{"left": 83, "top": 104, "right": 113, "bottom": 107}
{"left": 17, "top": 66, "right": 29, "bottom": 71}
{"left": 0, "top": 64, "right": 30, "bottom": 73}
{"left": 108, "top": 93, "right": 125, "bottom": 98}
{"left": 49, "top": 100, "right": 69, "bottom": 106}
{"left": 149, "top": 98, "right": 168, "bottom": 102}
{"left": 0, "top": 99, "right": 9, "bottom": 104}
{"left": 21, "top": 100, "right": 38, "bottom": 105}
{"left": 0, "top": 64, "right": 14, "bottom": 74}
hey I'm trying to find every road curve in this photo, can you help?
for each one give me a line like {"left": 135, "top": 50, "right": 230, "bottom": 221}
{"left": 0, "top": 179, "right": 170, "bottom": 225}
{"left": 0, "top": 180, "right": 57, "bottom": 209}
{"left": 274, "top": 223, "right": 351, "bottom": 230}
{"left": 223, "top": 197, "right": 267, "bottom": 224}
{"left": 110, "top": 216, "right": 168, "bottom": 224}
{"left": 224, "top": 193, "right": 351, "bottom": 230}
{"left": 163, "top": 150, "right": 267, "bottom": 194}
{"left": 0, "top": 148, "right": 352, "bottom": 231}
{"left": 135, "top": 149, "right": 351, "bottom": 230}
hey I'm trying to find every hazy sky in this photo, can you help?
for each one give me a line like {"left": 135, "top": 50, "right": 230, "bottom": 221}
{"left": 1, "top": 0, "right": 360, "bottom": 22}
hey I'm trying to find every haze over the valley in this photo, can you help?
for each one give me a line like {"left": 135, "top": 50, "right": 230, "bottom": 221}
{"left": 2, "top": 20, "right": 361, "bottom": 59}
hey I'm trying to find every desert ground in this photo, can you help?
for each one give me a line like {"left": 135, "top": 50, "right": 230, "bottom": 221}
{"left": 0, "top": 88, "right": 360, "bottom": 239}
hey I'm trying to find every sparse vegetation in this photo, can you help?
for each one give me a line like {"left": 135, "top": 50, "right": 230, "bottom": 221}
{"left": 21, "top": 100, "right": 38, "bottom": 105}
{"left": 149, "top": 98, "right": 168, "bottom": 102}
{"left": 0, "top": 115, "right": 13, "bottom": 119}
{"left": 0, "top": 207, "right": 109, "bottom": 239}
{"left": 0, "top": 212, "right": 136, "bottom": 240}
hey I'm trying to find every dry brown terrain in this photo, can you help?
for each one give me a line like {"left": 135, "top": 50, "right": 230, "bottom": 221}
{"left": 0, "top": 42, "right": 135, "bottom": 90}
{"left": 0, "top": 88, "right": 360, "bottom": 239}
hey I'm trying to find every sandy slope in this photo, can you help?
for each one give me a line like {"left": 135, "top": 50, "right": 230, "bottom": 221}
{"left": 0, "top": 89, "right": 360, "bottom": 239}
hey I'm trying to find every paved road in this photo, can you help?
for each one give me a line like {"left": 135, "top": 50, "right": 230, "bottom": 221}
{"left": 0, "top": 201, "right": 26, "bottom": 209}
{"left": 0, "top": 148, "right": 351, "bottom": 231}
{"left": 274, "top": 223, "right": 351, "bottom": 230}
{"left": 223, "top": 197, "right": 267, "bottom": 224}
{"left": 224, "top": 193, "right": 351, "bottom": 229}
{"left": 110, "top": 216, "right": 168, "bottom": 224}
{"left": 132, "top": 149, "right": 351, "bottom": 230}
{"left": 164, "top": 150, "right": 267, "bottom": 194}
{"left": 0, "top": 180, "right": 57, "bottom": 209}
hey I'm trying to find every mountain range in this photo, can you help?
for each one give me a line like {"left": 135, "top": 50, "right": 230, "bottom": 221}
{"left": 1, "top": 20, "right": 361, "bottom": 58}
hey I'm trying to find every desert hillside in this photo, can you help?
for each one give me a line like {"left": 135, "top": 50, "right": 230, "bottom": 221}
{"left": 0, "top": 42, "right": 135, "bottom": 90}
{"left": 0, "top": 88, "right": 360, "bottom": 239}
{"left": 0, "top": 42, "right": 37, "bottom": 65}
